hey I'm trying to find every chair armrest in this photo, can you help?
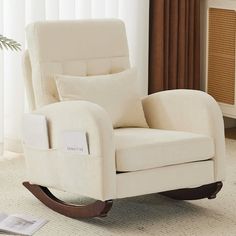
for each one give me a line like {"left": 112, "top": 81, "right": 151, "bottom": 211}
{"left": 142, "top": 89, "right": 226, "bottom": 181}
{"left": 24, "top": 100, "right": 116, "bottom": 200}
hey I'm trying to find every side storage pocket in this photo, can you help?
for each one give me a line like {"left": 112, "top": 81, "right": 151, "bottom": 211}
{"left": 23, "top": 145, "right": 104, "bottom": 199}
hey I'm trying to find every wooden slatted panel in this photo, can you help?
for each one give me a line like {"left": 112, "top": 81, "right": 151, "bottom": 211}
{"left": 208, "top": 8, "right": 236, "bottom": 105}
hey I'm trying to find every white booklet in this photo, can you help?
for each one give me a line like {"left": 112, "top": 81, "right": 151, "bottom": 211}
{"left": 0, "top": 213, "right": 47, "bottom": 235}
{"left": 61, "top": 131, "right": 89, "bottom": 154}
{"left": 22, "top": 114, "right": 49, "bottom": 149}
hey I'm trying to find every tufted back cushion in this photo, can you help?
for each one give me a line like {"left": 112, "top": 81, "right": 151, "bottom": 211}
{"left": 26, "top": 19, "right": 130, "bottom": 109}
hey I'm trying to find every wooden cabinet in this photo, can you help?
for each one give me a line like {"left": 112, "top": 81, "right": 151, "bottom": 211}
{"left": 206, "top": 0, "right": 236, "bottom": 118}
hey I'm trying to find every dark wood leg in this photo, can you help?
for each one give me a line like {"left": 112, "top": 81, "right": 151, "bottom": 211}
{"left": 23, "top": 182, "right": 113, "bottom": 218}
{"left": 160, "top": 182, "right": 223, "bottom": 200}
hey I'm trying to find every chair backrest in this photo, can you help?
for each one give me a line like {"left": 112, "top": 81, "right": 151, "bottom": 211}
{"left": 24, "top": 19, "right": 130, "bottom": 110}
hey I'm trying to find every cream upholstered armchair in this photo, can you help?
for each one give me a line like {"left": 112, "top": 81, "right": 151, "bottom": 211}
{"left": 22, "top": 19, "right": 225, "bottom": 219}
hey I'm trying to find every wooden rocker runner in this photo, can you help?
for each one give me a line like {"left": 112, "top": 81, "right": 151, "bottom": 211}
{"left": 23, "top": 181, "right": 223, "bottom": 218}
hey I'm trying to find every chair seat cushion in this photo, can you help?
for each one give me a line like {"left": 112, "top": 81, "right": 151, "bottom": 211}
{"left": 114, "top": 128, "right": 214, "bottom": 172}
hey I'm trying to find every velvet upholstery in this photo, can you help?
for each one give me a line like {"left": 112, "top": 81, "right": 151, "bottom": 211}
{"left": 23, "top": 20, "right": 225, "bottom": 201}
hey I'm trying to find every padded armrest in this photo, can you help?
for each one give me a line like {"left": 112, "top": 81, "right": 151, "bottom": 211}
{"left": 142, "top": 89, "right": 226, "bottom": 181}
{"left": 34, "top": 101, "right": 114, "bottom": 153}
{"left": 25, "top": 100, "right": 116, "bottom": 200}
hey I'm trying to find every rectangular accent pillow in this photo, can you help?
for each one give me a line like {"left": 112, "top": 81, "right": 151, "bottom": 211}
{"left": 55, "top": 68, "right": 148, "bottom": 128}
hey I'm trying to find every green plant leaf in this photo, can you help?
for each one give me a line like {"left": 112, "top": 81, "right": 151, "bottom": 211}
{"left": 0, "top": 35, "right": 21, "bottom": 51}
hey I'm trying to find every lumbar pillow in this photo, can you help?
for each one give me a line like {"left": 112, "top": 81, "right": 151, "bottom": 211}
{"left": 55, "top": 68, "right": 148, "bottom": 128}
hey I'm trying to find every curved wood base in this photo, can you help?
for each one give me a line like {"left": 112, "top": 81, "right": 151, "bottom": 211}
{"left": 160, "top": 182, "right": 223, "bottom": 200}
{"left": 23, "top": 181, "right": 223, "bottom": 218}
{"left": 23, "top": 182, "right": 113, "bottom": 218}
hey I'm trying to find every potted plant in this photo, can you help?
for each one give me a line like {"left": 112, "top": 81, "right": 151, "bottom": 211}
{"left": 0, "top": 35, "right": 21, "bottom": 51}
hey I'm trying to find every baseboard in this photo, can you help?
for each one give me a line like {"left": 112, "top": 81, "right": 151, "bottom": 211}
{"left": 4, "top": 138, "right": 23, "bottom": 153}
{"left": 0, "top": 142, "right": 3, "bottom": 155}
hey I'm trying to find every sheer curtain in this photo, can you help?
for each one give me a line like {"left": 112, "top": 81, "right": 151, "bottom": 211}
{"left": 0, "top": 0, "right": 150, "bottom": 153}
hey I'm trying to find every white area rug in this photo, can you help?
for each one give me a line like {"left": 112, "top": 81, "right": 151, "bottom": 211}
{"left": 0, "top": 139, "right": 236, "bottom": 236}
